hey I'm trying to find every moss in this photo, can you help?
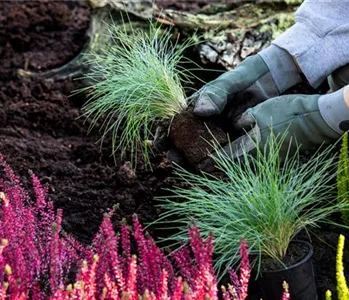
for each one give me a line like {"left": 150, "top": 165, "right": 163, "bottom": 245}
{"left": 259, "top": 13, "right": 295, "bottom": 39}
{"left": 285, "top": 0, "right": 304, "bottom": 5}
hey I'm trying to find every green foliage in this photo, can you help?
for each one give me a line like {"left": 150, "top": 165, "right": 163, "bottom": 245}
{"left": 155, "top": 133, "right": 349, "bottom": 276}
{"left": 337, "top": 132, "right": 349, "bottom": 225}
{"left": 325, "top": 234, "right": 349, "bottom": 300}
{"left": 285, "top": 0, "right": 303, "bottom": 4}
{"left": 259, "top": 13, "right": 295, "bottom": 39}
{"left": 80, "top": 21, "right": 196, "bottom": 168}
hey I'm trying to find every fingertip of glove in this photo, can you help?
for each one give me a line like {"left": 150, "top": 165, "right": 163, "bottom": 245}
{"left": 193, "top": 106, "right": 216, "bottom": 117}
{"left": 234, "top": 113, "right": 256, "bottom": 130}
{"left": 193, "top": 96, "right": 219, "bottom": 117}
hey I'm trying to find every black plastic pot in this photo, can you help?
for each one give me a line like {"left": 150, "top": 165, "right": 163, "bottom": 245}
{"left": 257, "top": 240, "right": 317, "bottom": 300}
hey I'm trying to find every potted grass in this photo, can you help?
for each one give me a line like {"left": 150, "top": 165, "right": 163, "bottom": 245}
{"left": 79, "top": 21, "right": 227, "bottom": 168}
{"left": 154, "top": 132, "right": 349, "bottom": 300}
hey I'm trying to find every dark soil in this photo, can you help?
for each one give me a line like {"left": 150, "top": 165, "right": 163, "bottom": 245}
{"left": 261, "top": 242, "right": 310, "bottom": 272}
{"left": 0, "top": 1, "right": 348, "bottom": 300}
{"left": 0, "top": 0, "right": 90, "bottom": 79}
{"left": 0, "top": 0, "right": 176, "bottom": 245}
{"left": 303, "top": 225, "right": 349, "bottom": 300}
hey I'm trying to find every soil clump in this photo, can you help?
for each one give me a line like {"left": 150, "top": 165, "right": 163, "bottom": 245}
{"left": 170, "top": 109, "right": 227, "bottom": 166}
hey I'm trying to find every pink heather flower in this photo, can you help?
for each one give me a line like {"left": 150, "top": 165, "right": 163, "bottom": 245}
{"left": 49, "top": 209, "right": 63, "bottom": 293}
{"left": 239, "top": 240, "right": 250, "bottom": 299}
{"left": 50, "top": 289, "right": 67, "bottom": 300}
{"left": 0, "top": 286, "right": 6, "bottom": 299}
{"left": 125, "top": 255, "right": 137, "bottom": 299}
{"left": 132, "top": 214, "right": 174, "bottom": 296}
{"left": 0, "top": 155, "right": 81, "bottom": 297}
{"left": 103, "top": 273, "right": 119, "bottom": 300}
{"left": 188, "top": 224, "right": 206, "bottom": 270}
{"left": 226, "top": 239, "right": 250, "bottom": 300}
{"left": 74, "top": 255, "right": 99, "bottom": 299}
{"left": 120, "top": 221, "right": 131, "bottom": 280}
{"left": 228, "top": 270, "right": 240, "bottom": 297}
{"left": 282, "top": 281, "right": 290, "bottom": 300}
{"left": 172, "top": 246, "right": 194, "bottom": 284}
{"left": 159, "top": 269, "right": 168, "bottom": 299}
{"left": 96, "top": 215, "right": 126, "bottom": 293}
{"left": 171, "top": 277, "right": 183, "bottom": 300}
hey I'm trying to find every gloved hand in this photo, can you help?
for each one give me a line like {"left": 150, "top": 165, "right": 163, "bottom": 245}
{"left": 197, "top": 92, "right": 343, "bottom": 171}
{"left": 193, "top": 54, "right": 277, "bottom": 117}
{"left": 234, "top": 93, "right": 341, "bottom": 155}
{"left": 193, "top": 45, "right": 302, "bottom": 117}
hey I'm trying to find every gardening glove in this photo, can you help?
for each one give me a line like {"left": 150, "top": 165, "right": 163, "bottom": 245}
{"left": 192, "top": 45, "right": 302, "bottom": 117}
{"left": 198, "top": 86, "right": 349, "bottom": 171}
{"left": 198, "top": 88, "right": 349, "bottom": 171}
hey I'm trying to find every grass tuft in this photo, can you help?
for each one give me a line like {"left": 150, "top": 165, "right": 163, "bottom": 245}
{"left": 79, "top": 21, "right": 197, "bottom": 168}
{"left": 155, "top": 132, "right": 349, "bottom": 276}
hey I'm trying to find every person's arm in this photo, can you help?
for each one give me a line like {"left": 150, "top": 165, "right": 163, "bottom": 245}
{"left": 261, "top": 0, "right": 349, "bottom": 89}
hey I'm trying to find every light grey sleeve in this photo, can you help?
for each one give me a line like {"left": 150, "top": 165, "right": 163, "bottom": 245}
{"left": 267, "top": 0, "right": 349, "bottom": 88}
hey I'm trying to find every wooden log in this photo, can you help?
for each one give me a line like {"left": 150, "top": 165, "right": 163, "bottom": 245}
{"left": 17, "top": 1, "right": 300, "bottom": 79}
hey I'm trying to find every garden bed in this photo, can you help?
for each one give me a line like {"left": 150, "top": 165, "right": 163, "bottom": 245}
{"left": 0, "top": 1, "right": 348, "bottom": 299}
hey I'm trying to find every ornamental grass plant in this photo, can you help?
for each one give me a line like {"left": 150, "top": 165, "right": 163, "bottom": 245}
{"left": 80, "top": 20, "right": 197, "bottom": 168}
{"left": 155, "top": 132, "right": 349, "bottom": 276}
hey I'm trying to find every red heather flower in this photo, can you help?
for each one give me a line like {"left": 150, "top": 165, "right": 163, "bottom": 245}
{"left": 120, "top": 220, "right": 131, "bottom": 281}
{"left": 238, "top": 240, "right": 250, "bottom": 299}
{"left": 124, "top": 255, "right": 137, "bottom": 299}
{"left": 171, "top": 277, "right": 183, "bottom": 299}
{"left": 282, "top": 281, "right": 291, "bottom": 300}
{"left": 171, "top": 246, "right": 193, "bottom": 284}
{"left": 132, "top": 214, "right": 174, "bottom": 296}
{"left": 92, "top": 211, "right": 126, "bottom": 294}
{"left": 159, "top": 269, "right": 168, "bottom": 299}
{"left": 172, "top": 223, "right": 218, "bottom": 300}
{"left": 0, "top": 154, "right": 83, "bottom": 297}
{"left": 227, "top": 239, "right": 250, "bottom": 300}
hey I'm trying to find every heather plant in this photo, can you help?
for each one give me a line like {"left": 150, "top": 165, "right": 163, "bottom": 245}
{"left": 0, "top": 153, "right": 253, "bottom": 299}
{"left": 0, "top": 153, "right": 84, "bottom": 298}
{"left": 49, "top": 215, "right": 224, "bottom": 299}
{"left": 155, "top": 132, "right": 349, "bottom": 275}
{"left": 0, "top": 212, "right": 250, "bottom": 300}
{"left": 80, "top": 21, "right": 197, "bottom": 168}
{"left": 337, "top": 131, "right": 349, "bottom": 225}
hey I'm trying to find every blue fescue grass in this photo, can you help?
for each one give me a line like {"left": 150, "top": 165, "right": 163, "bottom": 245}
{"left": 79, "top": 21, "right": 198, "bottom": 168}
{"left": 154, "top": 133, "right": 349, "bottom": 276}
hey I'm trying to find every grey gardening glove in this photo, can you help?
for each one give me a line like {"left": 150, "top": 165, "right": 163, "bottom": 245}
{"left": 193, "top": 45, "right": 302, "bottom": 117}
{"left": 198, "top": 90, "right": 349, "bottom": 172}
{"left": 198, "top": 91, "right": 347, "bottom": 170}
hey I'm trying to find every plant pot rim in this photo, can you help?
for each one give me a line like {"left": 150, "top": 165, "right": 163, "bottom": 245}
{"left": 262, "top": 240, "right": 313, "bottom": 274}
